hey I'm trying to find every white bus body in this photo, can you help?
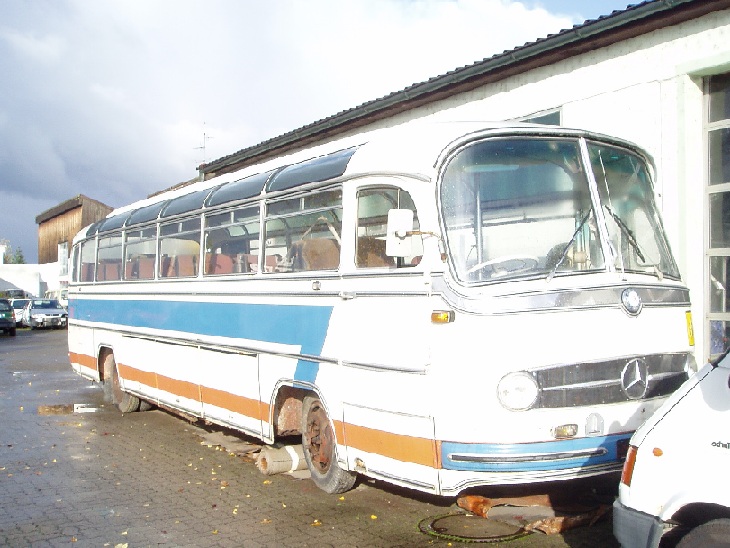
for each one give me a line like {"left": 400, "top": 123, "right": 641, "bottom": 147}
{"left": 68, "top": 123, "right": 695, "bottom": 496}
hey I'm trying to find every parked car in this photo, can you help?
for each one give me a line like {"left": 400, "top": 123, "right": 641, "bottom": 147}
{"left": 22, "top": 299, "right": 68, "bottom": 329}
{"left": 613, "top": 351, "right": 730, "bottom": 547}
{"left": 0, "top": 299, "right": 16, "bottom": 336}
{"left": 10, "top": 299, "right": 29, "bottom": 327}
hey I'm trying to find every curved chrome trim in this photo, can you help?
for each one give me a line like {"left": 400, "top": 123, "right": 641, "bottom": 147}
{"left": 449, "top": 447, "right": 608, "bottom": 464}
{"left": 433, "top": 277, "right": 690, "bottom": 315}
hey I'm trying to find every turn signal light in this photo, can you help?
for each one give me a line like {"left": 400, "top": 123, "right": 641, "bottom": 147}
{"left": 431, "top": 310, "right": 455, "bottom": 323}
{"left": 553, "top": 424, "right": 578, "bottom": 439}
{"left": 621, "top": 445, "right": 638, "bottom": 487}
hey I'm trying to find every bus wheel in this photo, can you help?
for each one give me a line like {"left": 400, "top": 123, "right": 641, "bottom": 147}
{"left": 302, "top": 395, "right": 356, "bottom": 494}
{"left": 103, "top": 353, "right": 140, "bottom": 413}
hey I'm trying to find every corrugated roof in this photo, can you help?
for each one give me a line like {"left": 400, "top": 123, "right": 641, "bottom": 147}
{"left": 200, "top": 0, "right": 728, "bottom": 177}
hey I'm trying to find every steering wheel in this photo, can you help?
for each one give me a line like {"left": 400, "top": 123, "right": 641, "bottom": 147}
{"left": 466, "top": 255, "right": 538, "bottom": 276}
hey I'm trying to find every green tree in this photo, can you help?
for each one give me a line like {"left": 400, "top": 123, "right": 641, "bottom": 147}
{"left": 12, "top": 247, "right": 24, "bottom": 264}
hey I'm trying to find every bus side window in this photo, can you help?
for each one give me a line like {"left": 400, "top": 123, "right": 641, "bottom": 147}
{"left": 79, "top": 239, "right": 96, "bottom": 282}
{"left": 265, "top": 187, "right": 342, "bottom": 273}
{"left": 159, "top": 218, "right": 201, "bottom": 278}
{"left": 204, "top": 206, "right": 260, "bottom": 275}
{"left": 356, "top": 187, "right": 423, "bottom": 268}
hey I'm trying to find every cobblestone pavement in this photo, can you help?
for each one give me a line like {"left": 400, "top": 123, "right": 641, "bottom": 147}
{"left": 0, "top": 329, "right": 620, "bottom": 547}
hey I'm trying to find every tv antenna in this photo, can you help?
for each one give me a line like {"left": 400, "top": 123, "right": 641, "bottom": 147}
{"left": 194, "top": 123, "right": 214, "bottom": 165}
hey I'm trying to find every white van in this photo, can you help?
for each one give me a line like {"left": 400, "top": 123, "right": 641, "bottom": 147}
{"left": 613, "top": 353, "right": 730, "bottom": 546}
{"left": 44, "top": 288, "right": 68, "bottom": 309}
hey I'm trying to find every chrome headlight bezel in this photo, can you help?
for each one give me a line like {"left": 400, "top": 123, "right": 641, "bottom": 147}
{"left": 497, "top": 371, "right": 539, "bottom": 411}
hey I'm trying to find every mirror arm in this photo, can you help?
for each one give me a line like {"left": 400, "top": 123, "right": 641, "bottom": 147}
{"left": 405, "top": 231, "right": 447, "bottom": 262}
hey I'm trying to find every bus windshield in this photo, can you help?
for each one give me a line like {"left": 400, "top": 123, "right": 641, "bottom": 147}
{"left": 439, "top": 137, "right": 679, "bottom": 283}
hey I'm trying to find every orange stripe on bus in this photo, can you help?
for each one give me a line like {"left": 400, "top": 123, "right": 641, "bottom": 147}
{"left": 343, "top": 422, "right": 438, "bottom": 468}
{"left": 69, "top": 352, "right": 97, "bottom": 373}
{"left": 73, "top": 358, "right": 437, "bottom": 468}
{"left": 155, "top": 373, "right": 201, "bottom": 402}
{"left": 200, "top": 385, "right": 267, "bottom": 421}
{"left": 118, "top": 363, "right": 157, "bottom": 389}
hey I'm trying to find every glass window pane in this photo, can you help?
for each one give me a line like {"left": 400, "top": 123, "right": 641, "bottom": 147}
{"left": 356, "top": 187, "right": 423, "bottom": 268}
{"left": 204, "top": 206, "right": 260, "bottom": 275}
{"left": 440, "top": 138, "right": 603, "bottom": 283}
{"left": 710, "top": 320, "right": 730, "bottom": 357}
{"left": 708, "top": 128, "right": 730, "bottom": 185}
{"left": 710, "top": 256, "right": 730, "bottom": 313}
{"left": 590, "top": 142, "right": 680, "bottom": 279}
{"left": 709, "top": 73, "right": 730, "bottom": 123}
{"left": 264, "top": 188, "right": 342, "bottom": 272}
{"left": 709, "top": 192, "right": 730, "bottom": 248}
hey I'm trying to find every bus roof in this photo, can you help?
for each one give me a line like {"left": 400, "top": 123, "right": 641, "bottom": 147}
{"left": 75, "top": 121, "right": 649, "bottom": 242}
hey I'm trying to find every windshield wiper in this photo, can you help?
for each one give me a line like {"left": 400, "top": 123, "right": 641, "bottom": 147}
{"left": 546, "top": 211, "right": 592, "bottom": 282}
{"left": 603, "top": 205, "right": 665, "bottom": 280}
{"left": 603, "top": 205, "right": 647, "bottom": 263}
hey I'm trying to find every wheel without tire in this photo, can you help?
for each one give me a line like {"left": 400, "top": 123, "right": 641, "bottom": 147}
{"left": 301, "top": 395, "right": 355, "bottom": 494}
{"left": 677, "top": 518, "right": 730, "bottom": 547}
{"left": 103, "top": 353, "right": 140, "bottom": 413}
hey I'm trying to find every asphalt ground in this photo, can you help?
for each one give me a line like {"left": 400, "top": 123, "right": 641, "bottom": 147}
{"left": 0, "top": 328, "right": 621, "bottom": 547}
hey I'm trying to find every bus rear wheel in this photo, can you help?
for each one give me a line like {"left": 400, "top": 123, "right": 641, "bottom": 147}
{"left": 302, "top": 395, "right": 355, "bottom": 494}
{"left": 103, "top": 353, "right": 140, "bottom": 413}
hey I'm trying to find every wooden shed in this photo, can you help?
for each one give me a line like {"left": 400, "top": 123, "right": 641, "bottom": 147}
{"left": 35, "top": 195, "right": 112, "bottom": 265}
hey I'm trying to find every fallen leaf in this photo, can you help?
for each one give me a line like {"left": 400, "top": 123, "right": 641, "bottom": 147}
{"left": 263, "top": 479, "right": 272, "bottom": 485}
{"left": 261, "top": 518, "right": 272, "bottom": 524}
{"left": 371, "top": 515, "right": 378, "bottom": 520}
{"left": 312, "top": 519, "right": 322, "bottom": 527}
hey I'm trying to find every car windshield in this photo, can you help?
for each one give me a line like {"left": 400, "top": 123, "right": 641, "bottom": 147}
{"left": 12, "top": 300, "right": 28, "bottom": 308}
{"left": 0, "top": 301, "right": 11, "bottom": 311}
{"left": 31, "top": 300, "right": 64, "bottom": 309}
{"left": 439, "top": 136, "right": 680, "bottom": 284}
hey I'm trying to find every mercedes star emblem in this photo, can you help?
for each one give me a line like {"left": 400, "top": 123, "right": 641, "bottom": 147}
{"left": 621, "top": 358, "right": 649, "bottom": 400}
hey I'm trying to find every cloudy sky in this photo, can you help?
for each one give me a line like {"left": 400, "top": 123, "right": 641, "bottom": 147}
{"left": 0, "top": 0, "right": 633, "bottom": 262}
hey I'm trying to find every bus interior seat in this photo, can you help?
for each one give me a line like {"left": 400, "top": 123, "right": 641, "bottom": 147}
{"left": 288, "top": 238, "right": 340, "bottom": 271}
{"left": 160, "top": 256, "right": 173, "bottom": 277}
{"left": 207, "top": 253, "right": 234, "bottom": 275}
{"left": 138, "top": 257, "right": 155, "bottom": 279}
{"left": 125, "top": 260, "right": 136, "bottom": 279}
{"left": 357, "top": 237, "right": 394, "bottom": 268}
{"left": 105, "top": 262, "right": 121, "bottom": 281}
{"left": 177, "top": 255, "right": 198, "bottom": 277}
{"left": 264, "top": 255, "right": 280, "bottom": 272}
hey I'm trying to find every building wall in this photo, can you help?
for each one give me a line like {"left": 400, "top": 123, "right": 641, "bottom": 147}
{"left": 37, "top": 207, "right": 82, "bottom": 264}
{"left": 37, "top": 199, "right": 112, "bottom": 265}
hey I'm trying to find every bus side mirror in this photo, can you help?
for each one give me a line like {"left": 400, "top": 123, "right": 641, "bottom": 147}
{"left": 386, "top": 209, "right": 414, "bottom": 257}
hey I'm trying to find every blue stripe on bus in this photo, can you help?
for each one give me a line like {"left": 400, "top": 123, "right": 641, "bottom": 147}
{"left": 441, "top": 433, "right": 630, "bottom": 472}
{"left": 71, "top": 299, "right": 333, "bottom": 383}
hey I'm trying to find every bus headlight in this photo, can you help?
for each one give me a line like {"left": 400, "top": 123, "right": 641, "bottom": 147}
{"left": 497, "top": 372, "right": 538, "bottom": 411}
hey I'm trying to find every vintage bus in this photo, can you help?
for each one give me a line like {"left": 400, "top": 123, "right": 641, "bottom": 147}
{"left": 68, "top": 122, "right": 695, "bottom": 496}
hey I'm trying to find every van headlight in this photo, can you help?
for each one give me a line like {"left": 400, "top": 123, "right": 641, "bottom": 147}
{"left": 497, "top": 372, "right": 539, "bottom": 411}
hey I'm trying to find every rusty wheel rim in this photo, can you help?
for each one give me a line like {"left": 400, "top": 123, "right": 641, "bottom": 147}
{"left": 305, "top": 401, "right": 333, "bottom": 474}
